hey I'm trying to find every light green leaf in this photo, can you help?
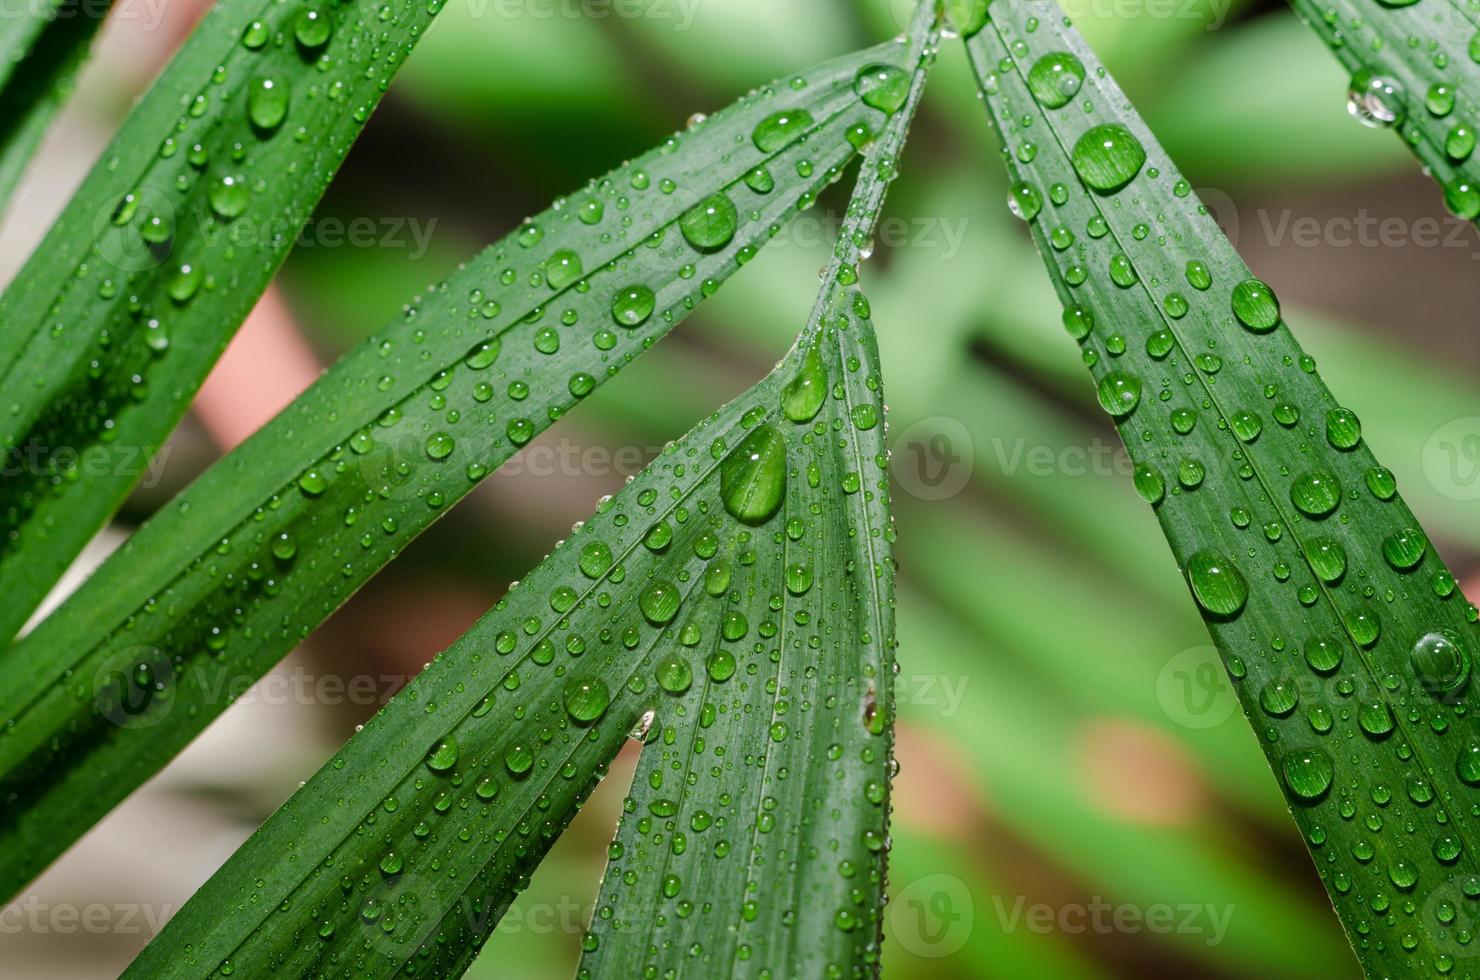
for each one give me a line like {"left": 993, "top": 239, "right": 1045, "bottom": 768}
{"left": 965, "top": 3, "right": 1480, "bottom": 975}
{"left": 0, "top": 27, "right": 928, "bottom": 902}
{"left": 0, "top": 0, "right": 444, "bottom": 646}
{"left": 123, "top": 6, "right": 940, "bottom": 977}
{"left": 1288, "top": 0, "right": 1480, "bottom": 219}
{"left": 0, "top": 0, "right": 111, "bottom": 210}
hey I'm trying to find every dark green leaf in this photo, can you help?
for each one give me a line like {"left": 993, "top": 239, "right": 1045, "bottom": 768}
{"left": 122, "top": 5, "right": 939, "bottom": 977}
{"left": 1289, "top": 0, "right": 1480, "bottom": 220}
{"left": 0, "top": 0, "right": 444, "bottom": 646}
{"left": 965, "top": 3, "right": 1480, "bottom": 975}
{"left": 0, "top": 0, "right": 112, "bottom": 210}
{"left": 0, "top": 29, "right": 927, "bottom": 901}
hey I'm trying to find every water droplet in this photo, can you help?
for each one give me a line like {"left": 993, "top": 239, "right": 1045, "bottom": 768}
{"left": 1007, "top": 181, "right": 1042, "bottom": 221}
{"left": 1290, "top": 470, "right": 1341, "bottom": 518}
{"left": 1325, "top": 408, "right": 1361, "bottom": 450}
{"left": 752, "top": 109, "right": 814, "bottom": 152}
{"left": 707, "top": 650, "right": 736, "bottom": 682}
{"left": 545, "top": 249, "right": 583, "bottom": 289}
{"left": 1347, "top": 69, "right": 1406, "bottom": 128}
{"left": 1445, "top": 178, "right": 1480, "bottom": 220}
{"left": 640, "top": 580, "right": 682, "bottom": 626}
{"left": 1186, "top": 551, "right": 1248, "bottom": 618}
{"left": 425, "top": 736, "right": 459, "bottom": 772}
{"left": 1133, "top": 463, "right": 1164, "bottom": 505}
{"left": 505, "top": 743, "right": 533, "bottom": 775}
{"left": 680, "top": 193, "right": 738, "bottom": 251}
{"left": 782, "top": 344, "right": 827, "bottom": 423}
{"left": 612, "top": 285, "right": 656, "bottom": 327}
{"left": 1305, "top": 537, "right": 1347, "bottom": 583}
{"left": 248, "top": 76, "right": 289, "bottom": 130}
{"left": 1383, "top": 528, "right": 1427, "bottom": 571}
{"left": 1413, "top": 629, "right": 1470, "bottom": 699}
{"left": 1231, "top": 279, "right": 1280, "bottom": 332}
{"left": 946, "top": 0, "right": 989, "bottom": 37}
{"left": 209, "top": 174, "right": 250, "bottom": 219}
{"left": 1026, "top": 52, "right": 1085, "bottom": 109}
{"left": 1304, "top": 635, "right": 1343, "bottom": 674}
{"left": 1063, "top": 305, "right": 1094, "bottom": 341}
{"left": 1096, "top": 372, "right": 1142, "bottom": 418}
{"left": 720, "top": 424, "right": 787, "bottom": 525}
{"left": 1070, "top": 124, "right": 1146, "bottom": 193}
{"left": 1282, "top": 750, "right": 1334, "bottom": 802}
{"left": 294, "top": 7, "right": 332, "bottom": 49}
{"left": 855, "top": 65, "right": 910, "bottom": 114}
{"left": 1458, "top": 744, "right": 1480, "bottom": 785}
{"left": 564, "top": 678, "right": 611, "bottom": 723}
{"left": 241, "top": 20, "right": 269, "bottom": 48}
{"left": 656, "top": 654, "right": 693, "bottom": 694}
{"left": 425, "top": 433, "right": 455, "bottom": 461}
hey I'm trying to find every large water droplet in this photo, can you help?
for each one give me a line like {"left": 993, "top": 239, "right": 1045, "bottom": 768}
{"left": 1231, "top": 279, "right": 1280, "bottom": 332}
{"left": 1026, "top": 52, "right": 1085, "bottom": 109}
{"left": 782, "top": 344, "right": 827, "bottom": 423}
{"left": 1413, "top": 630, "right": 1470, "bottom": 699}
{"left": 294, "top": 7, "right": 332, "bottom": 49}
{"left": 855, "top": 65, "right": 910, "bottom": 114}
{"left": 1347, "top": 69, "right": 1406, "bottom": 128}
{"left": 752, "top": 109, "right": 814, "bottom": 152}
{"left": 564, "top": 678, "right": 611, "bottom": 723}
{"left": 612, "top": 285, "right": 655, "bottom": 327}
{"left": 680, "top": 193, "right": 738, "bottom": 251}
{"left": 656, "top": 654, "right": 693, "bottom": 694}
{"left": 720, "top": 424, "right": 787, "bottom": 525}
{"left": 1383, "top": 527, "right": 1427, "bottom": 571}
{"left": 1186, "top": 551, "right": 1248, "bottom": 618}
{"left": 425, "top": 737, "right": 459, "bottom": 772}
{"left": 1282, "top": 749, "right": 1334, "bottom": 802}
{"left": 1096, "top": 372, "right": 1142, "bottom": 418}
{"left": 639, "top": 580, "right": 682, "bottom": 626}
{"left": 1290, "top": 470, "right": 1341, "bottom": 518}
{"left": 1070, "top": 124, "right": 1146, "bottom": 193}
{"left": 248, "top": 76, "right": 289, "bottom": 130}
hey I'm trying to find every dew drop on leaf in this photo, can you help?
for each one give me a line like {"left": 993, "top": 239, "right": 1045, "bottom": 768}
{"left": 679, "top": 193, "right": 738, "bottom": 251}
{"left": 720, "top": 424, "right": 787, "bottom": 525}
{"left": 1026, "top": 52, "right": 1085, "bottom": 109}
{"left": 1282, "top": 750, "right": 1335, "bottom": 802}
{"left": 1185, "top": 551, "right": 1249, "bottom": 618}
{"left": 751, "top": 110, "right": 814, "bottom": 152}
{"left": 1070, "top": 123, "right": 1146, "bottom": 193}
{"left": 854, "top": 65, "right": 911, "bottom": 114}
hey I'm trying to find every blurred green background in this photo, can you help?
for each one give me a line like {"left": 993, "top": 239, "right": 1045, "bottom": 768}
{"left": 5, "top": 0, "right": 1480, "bottom": 977}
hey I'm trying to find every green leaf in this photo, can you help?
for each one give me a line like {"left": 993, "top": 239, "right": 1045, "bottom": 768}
{"left": 0, "top": 30, "right": 928, "bottom": 900}
{"left": 0, "top": 0, "right": 112, "bottom": 210}
{"left": 965, "top": 3, "right": 1480, "bottom": 974}
{"left": 123, "top": 6, "right": 939, "bottom": 977}
{"left": 0, "top": 0, "right": 444, "bottom": 647}
{"left": 1287, "top": 0, "right": 1480, "bottom": 219}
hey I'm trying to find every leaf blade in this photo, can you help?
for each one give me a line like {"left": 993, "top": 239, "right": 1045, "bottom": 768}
{"left": 1287, "top": 0, "right": 1480, "bottom": 221}
{"left": 0, "top": 0, "right": 112, "bottom": 210}
{"left": 0, "top": 33, "right": 924, "bottom": 901}
{"left": 965, "top": 4, "right": 1480, "bottom": 975}
{"left": 0, "top": 0, "right": 443, "bottom": 645}
{"left": 122, "top": 6, "right": 940, "bottom": 976}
